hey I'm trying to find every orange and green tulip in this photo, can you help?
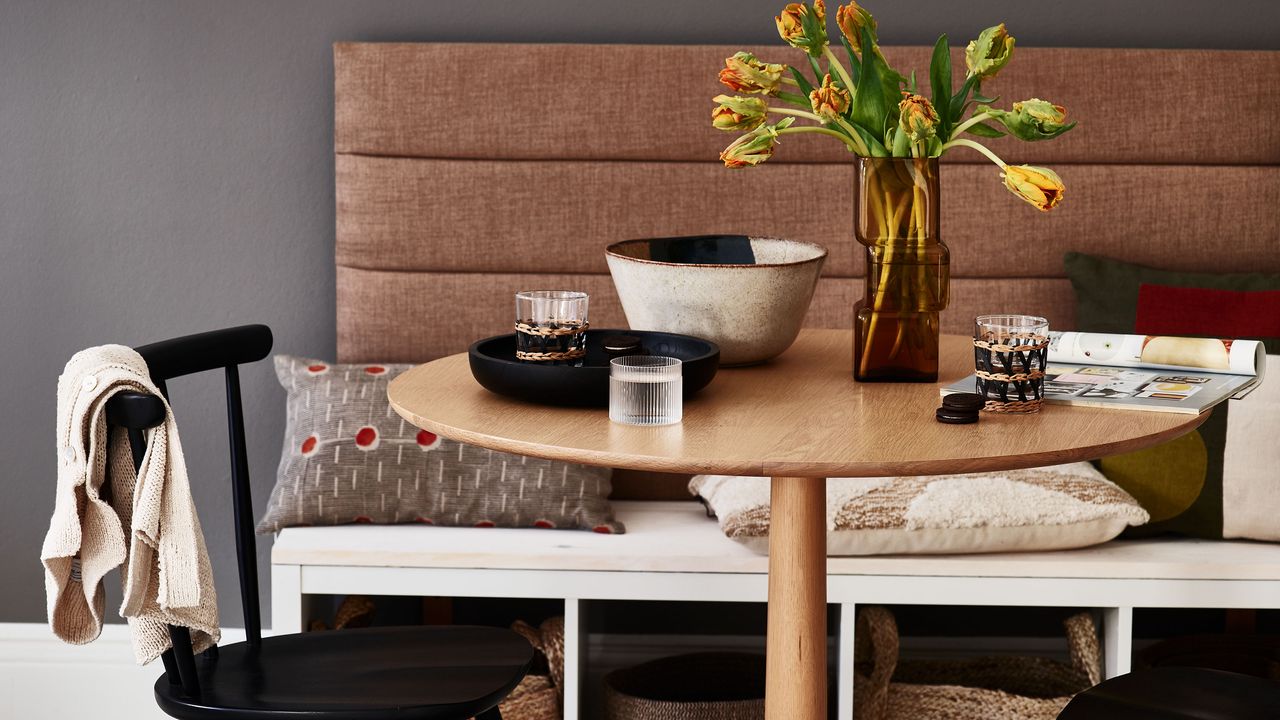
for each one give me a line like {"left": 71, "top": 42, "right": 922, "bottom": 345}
{"left": 835, "top": 2, "right": 876, "bottom": 52}
{"left": 809, "top": 74, "right": 851, "bottom": 122}
{"left": 712, "top": 94, "right": 768, "bottom": 132}
{"left": 965, "top": 23, "right": 1015, "bottom": 79}
{"left": 720, "top": 118, "right": 794, "bottom": 168}
{"left": 898, "top": 93, "right": 939, "bottom": 142}
{"left": 719, "top": 51, "right": 786, "bottom": 95}
{"left": 981, "top": 98, "right": 1076, "bottom": 141}
{"left": 1002, "top": 165, "right": 1064, "bottom": 211}
{"left": 776, "top": 1, "right": 828, "bottom": 57}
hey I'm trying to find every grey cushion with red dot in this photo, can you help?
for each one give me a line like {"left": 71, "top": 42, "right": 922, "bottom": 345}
{"left": 255, "top": 355, "right": 624, "bottom": 534}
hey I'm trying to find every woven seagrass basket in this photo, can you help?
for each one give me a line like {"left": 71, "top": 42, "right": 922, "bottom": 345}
{"left": 853, "top": 606, "right": 1103, "bottom": 720}
{"left": 496, "top": 617, "right": 565, "bottom": 720}
{"left": 604, "top": 652, "right": 765, "bottom": 720}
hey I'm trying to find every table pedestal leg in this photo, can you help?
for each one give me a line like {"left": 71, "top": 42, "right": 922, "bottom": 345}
{"left": 765, "top": 475, "right": 827, "bottom": 720}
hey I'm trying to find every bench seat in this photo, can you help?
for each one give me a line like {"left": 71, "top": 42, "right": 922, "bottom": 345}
{"left": 270, "top": 500, "right": 1280, "bottom": 720}
{"left": 273, "top": 500, "right": 1280, "bottom": 582}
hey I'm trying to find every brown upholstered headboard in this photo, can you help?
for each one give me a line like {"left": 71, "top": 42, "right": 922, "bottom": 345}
{"left": 334, "top": 42, "right": 1280, "bottom": 365}
{"left": 334, "top": 42, "right": 1280, "bottom": 495}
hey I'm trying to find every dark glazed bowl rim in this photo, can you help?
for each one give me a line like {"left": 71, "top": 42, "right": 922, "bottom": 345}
{"left": 467, "top": 329, "right": 721, "bottom": 407}
{"left": 468, "top": 330, "right": 719, "bottom": 371}
{"left": 605, "top": 235, "right": 829, "bottom": 270}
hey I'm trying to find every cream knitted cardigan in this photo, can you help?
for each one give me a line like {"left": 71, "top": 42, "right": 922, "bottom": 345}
{"left": 42, "top": 345, "right": 219, "bottom": 664}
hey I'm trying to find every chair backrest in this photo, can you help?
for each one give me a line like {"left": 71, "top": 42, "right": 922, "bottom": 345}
{"left": 103, "top": 323, "right": 273, "bottom": 696}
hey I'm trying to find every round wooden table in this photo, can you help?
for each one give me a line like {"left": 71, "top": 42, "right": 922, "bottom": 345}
{"left": 388, "top": 329, "right": 1205, "bottom": 720}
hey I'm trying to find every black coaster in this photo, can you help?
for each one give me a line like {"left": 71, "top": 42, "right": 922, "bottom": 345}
{"left": 942, "top": 392, "right": 986, "bottom": 413}
{"left": 602, "top": 334, "right": 644, "bottom": 357}
{"left": 935, "top": 407, "right": 979, "bottom": 425}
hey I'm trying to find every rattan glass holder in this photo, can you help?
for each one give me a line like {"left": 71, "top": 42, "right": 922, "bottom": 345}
{"left": 973, "top": 316, "right": 1049, "bottom": 413}
{"left": 515, "top": 321, "right": 590, "bottom": 362}
{"left": 515, "top": 290, "right": 590, "bottom": 362}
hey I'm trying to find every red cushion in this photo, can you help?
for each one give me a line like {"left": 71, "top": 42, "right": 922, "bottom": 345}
{"left": 1135, "top": 284, "right": 1280, "bottom": 339}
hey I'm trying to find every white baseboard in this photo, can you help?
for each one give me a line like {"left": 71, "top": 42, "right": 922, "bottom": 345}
{"left": 0, "top": 623, "right": 248, "bottom": 720}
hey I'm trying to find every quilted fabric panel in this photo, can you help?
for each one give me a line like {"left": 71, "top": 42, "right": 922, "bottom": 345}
{"left": 256, "top": 355, "right": 623, "bottom": 534}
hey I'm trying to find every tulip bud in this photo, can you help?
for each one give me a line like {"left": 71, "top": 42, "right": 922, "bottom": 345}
{"left": 1001, "top": 165, "right": 1064, "bottom": 211}
{"left": 981, "top": 99, "right": 1076, "bottom": 141}
{"left": 712, "top": 95, "right": 769, "bottom": 132}
{"left": 720, "top": 117, "right": 795, "bottom": 169}
{"left": 965, "top": 23, "right": 1015, "bottom": 80}
{"left": 775, "top": 1, "right": 828, "bottom": 57}
{"left": 835, "top": 2, "right": 877, "bottom": 52}
{"left": 719, "top": 52, "right": 786, "bottom": 96}
{"left": 809, "top": 74, "right": 850, "bottom": 122}
{"left": 898, "top": 93, "right": 939, "bottom": 142}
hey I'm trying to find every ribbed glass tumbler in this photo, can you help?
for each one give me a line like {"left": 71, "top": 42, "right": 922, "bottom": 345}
{"left": 609, "top": 356, "right": 682, "bottom": 426}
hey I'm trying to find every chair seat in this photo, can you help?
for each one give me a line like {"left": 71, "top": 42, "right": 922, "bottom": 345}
{"left": 1058, "top": 666, "right": 1280, "bottom": 719}
{"left": 154, "top": 625, "right": 533, "bottom": 720}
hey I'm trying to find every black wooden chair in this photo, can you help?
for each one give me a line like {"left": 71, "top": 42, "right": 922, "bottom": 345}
{"left": 1058, "top": 666, "right": 1280, "bottom": 719}
{"left": 103, "top": 324, "right": 532, "bottom": 720}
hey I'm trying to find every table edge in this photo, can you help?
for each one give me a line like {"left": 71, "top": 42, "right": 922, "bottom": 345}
{"left": 389, "top": 364, "right": 1209, "bottom": 478}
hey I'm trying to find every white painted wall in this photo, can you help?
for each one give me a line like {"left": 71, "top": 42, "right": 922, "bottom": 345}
{"left": 7, "top": 0, "right": 1278, "bottom": 631}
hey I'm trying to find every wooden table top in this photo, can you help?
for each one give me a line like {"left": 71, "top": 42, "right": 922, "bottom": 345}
{"left": 388, "top": 330, "right": 1206, "bottom": 478}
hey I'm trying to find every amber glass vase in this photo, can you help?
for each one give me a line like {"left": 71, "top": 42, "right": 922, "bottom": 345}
{"left": 853, "top": 157, "right": 950, "bottom": 382}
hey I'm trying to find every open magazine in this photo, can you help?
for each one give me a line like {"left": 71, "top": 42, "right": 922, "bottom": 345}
{"left": 942, "top": 332, "right": 1267, "bottom": 414}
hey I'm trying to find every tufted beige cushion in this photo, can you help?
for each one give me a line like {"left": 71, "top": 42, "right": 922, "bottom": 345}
{"left": 691, "top": 463, "right": 1147, "bottom": 555}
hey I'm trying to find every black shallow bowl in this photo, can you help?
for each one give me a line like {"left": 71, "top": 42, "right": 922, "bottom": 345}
{"left": 468, "top": 329, "right": 720, "bottom": 407}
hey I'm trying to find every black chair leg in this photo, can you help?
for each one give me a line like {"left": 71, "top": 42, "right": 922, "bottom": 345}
{"left": 476, "top": 707, "right": 502, "bottom": 720}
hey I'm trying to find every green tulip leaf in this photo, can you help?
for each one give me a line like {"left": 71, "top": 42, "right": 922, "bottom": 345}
{"left": 965, "top": 121, "right": 1006, "bottom": 138}
{"left": 773, "top": 90, "right": 812, "bottom": 109}
{"left": 929, "top": 34, "right": 952, "bottom": 138}
{"left": 808, "top": 55, "right": 825, "bottom": 84}
{"left": 851, "top": 26, "right": 893, "bottom": 141}
{"left": 889, "top": 126, "right": 911, "bottom": 157}
{"left": 850, "top": 123, "right": 890, "bottom": 157}
{"left": 789, "top": 66, "right": 815, "bottom": 99}
{"left": 838, "top": 33, "right": 861, "bottom": 87}
{"left": 881, "top": 65, "right": 908, "bottom": 104}
{"left": 949, "top": 75, "right": 977, "bottom": 126}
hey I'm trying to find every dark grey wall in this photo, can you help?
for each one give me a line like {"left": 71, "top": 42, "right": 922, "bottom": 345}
{"left": 3, "top": 0, "right": 1275, "bottom": 627}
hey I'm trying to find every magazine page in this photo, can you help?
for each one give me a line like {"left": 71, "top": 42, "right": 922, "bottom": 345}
{"left": 943, "top": 368, "right": 1256, "bottom": 415}
{"left": 1037, "top": 365, "right": 1255, "bottom": 413}
{"left": 1048, "top": 331, "right": 1265, "bottom": 377}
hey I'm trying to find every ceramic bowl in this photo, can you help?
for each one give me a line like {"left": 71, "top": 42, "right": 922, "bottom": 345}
{"left": 605, "top": 235, "right": 827, "bottom": 366}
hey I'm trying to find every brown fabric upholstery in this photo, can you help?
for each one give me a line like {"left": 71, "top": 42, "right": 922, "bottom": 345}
{"left": 338, "top": 267, "right": 1072, "bottom": 364}
{"left": 336, "top": 43, "right": 1280, "bottom": 165}
{"left": 333, "top": 42, "right": 1280, "bottom": 500}
{"left": 338, "top": 156, "right": 1280, "bottom": 277}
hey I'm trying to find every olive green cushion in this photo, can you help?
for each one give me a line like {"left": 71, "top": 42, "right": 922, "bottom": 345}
{"left": 1064, "top": 253, "right": 1280, "bottom": 539}
{"left": 1065, "top": 252, "right": 1280, "bottom": 335}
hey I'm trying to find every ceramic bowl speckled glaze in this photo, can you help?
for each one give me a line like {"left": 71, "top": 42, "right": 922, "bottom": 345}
{"left": 605, "top": 235, "right": 827, "bottom": 366}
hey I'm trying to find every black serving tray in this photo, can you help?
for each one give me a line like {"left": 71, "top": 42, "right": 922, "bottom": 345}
{"left": 468, "top": 329, "right": 720, "bottom": 407}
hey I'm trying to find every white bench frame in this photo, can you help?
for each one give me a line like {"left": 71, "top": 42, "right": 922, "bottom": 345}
{"left": 271, "top": 501, "right": 1280, "bottom": 719}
